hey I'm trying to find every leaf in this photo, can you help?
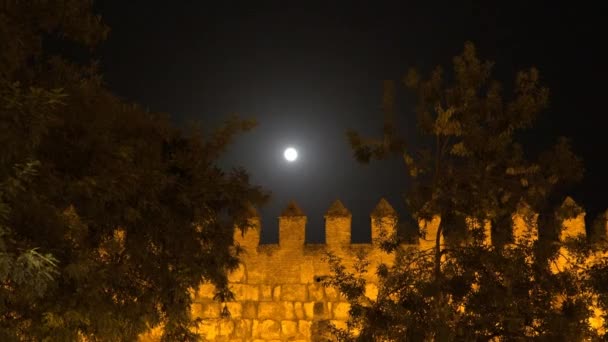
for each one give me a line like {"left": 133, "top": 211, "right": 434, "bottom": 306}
{"left": 450, "top": 142, "right": 470, "bottom": 156}
{"left": 433, "top": 104, "right": 462, "bottom": 136}
{"left": 403, "top": 153, "right": 420, "bottom": 177}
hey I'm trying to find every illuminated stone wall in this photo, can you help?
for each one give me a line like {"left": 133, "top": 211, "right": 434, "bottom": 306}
{"left": 183, "top": 199, "right": 399, "bottom": 341}
{"left": 139, "top": 197, "right": 607, "bottom": 341}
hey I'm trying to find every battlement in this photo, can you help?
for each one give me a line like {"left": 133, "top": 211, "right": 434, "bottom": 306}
{"left": 228, "top": 196, "right": 605, "bottom": 287}
{"left": 228, "top": 199, "right": 401, "bottom": 289}
{"left": 235, "top": 198, "right": 409, "bottom": 253}
{"left": 235, "top": 197, "right": 608, "bottom": 253}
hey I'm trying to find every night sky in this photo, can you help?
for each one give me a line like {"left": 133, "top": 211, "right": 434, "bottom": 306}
{"left": 94, "top": 2, "right": 606, "bottom": 243}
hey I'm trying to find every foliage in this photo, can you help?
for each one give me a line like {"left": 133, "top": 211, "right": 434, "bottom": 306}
{"left": 1, "top": 161, "right": 59, "bottom": 311}
{"left": 1, "top": 1, "right": 268, "bottom": 340}
{"left": 329, "top": 42, "right": 607, "bottom": 341}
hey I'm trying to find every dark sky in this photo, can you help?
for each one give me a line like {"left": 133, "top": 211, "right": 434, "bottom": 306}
{"left": 95, "top": 2, "right": 606, "bottom": 243}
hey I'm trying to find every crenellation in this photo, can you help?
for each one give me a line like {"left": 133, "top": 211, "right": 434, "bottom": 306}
{"left": 592, "top": 209, "right": 608, "bottom": 240}
{"left": 234, "top": 205, "right": 262, "bottom": 250}
{"left": 419, "top": 216, "right": 442, "bottom": 251}
{"left": 278, "top": 201, "right": 307, "bottom": 250}
{"left": 512, "top": 202, "right": 539, "bottom": 244}
{"left": 325, "top": 200, "right": 352, "bottom": 248}
{"left": 558, "top": 197, "right": 586, "bottom": 240}
{"left": 370, "top": 197, "right": 397, "bottom": 241}
{"left": 464, "top": 217, "right": 492, "bottom": 246}
{"left": 560, "top": 212, "right": 586, "bottom": 240}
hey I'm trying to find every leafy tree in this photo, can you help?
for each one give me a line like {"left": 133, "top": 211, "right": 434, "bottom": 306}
{"left": 326, "top": 42, "right": 607, "bottom": 340}
{"left": 1, "top": 1, "right": 268, "bottom": 340}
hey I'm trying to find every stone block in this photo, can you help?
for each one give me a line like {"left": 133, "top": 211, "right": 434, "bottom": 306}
{"left": 281, "top": 320, "right": 298, "bottom": 338}
{"left": 333, "top": 302, "right": 351, "bottom": 320}
{"left": 258, "top": 302, "right": 284, "bottom": 319}
{"left": 225, "top": 302, "right": 242, "bottom": 318}
{"left": 197, "top": 283, "right": 216, "bottom": 300}
{"left": 190, "top": 303, "right": 203, "bottom": 318}
{"left": 313, "top": 302, "right": 326, "bottom": 318}
{"left": 242, "top": 301, "right": 257, "bottom": 319}
{"left": 252, "top": 319, "right": 260, "bottom": 338}
{"left": 281, "top": 284, "right": 308, "bottom": 301}
{"left": 273, "top": 285, "right": 281, "bottom": 301}
{"left": 232, "top": 319, "right": 252, "bottom": 338}
{"left": 227, "top": 264, "right": 246, "bottom": 283}
{"left": 311, "top": 320, "right": 335, "bottom": 340}
{"left": 259, "top": 320, "right": 281, "bottom": 339}
{"left": 283, "top": 301, "right": 295, "bottom": 320}
{"left": 294, "top": 302, "right": 305, "bottom": 320}
{"left": 193, "top": 302, "right": 220, "bottom": 319}
{"left": 303, "top": 302, "right": 314, "bottom": 319}
{"left": 331, "top": 319, "right": 348, "bottom": 331}
{"left": 298, "top": 320, "right": 312, "bottom": 339}
{"left": 230, "top": 284, "right": 259, "bottom": 301}
{"left": 260, "top": 285, "right": 273, "bottom": 301}
{"left": 199, "top": 320, "right": 219, "bottom": 340}
{"left": 219, "top": 320, "right": 234, "bottom": 336}
{"left": 324, "top": 285, "right": 343, "bottom": 301}
{"left": 308, "top": 283, "right": 325, "bottom": 301}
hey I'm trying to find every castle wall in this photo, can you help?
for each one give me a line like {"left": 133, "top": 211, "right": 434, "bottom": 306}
{"left": 139, "top": 198, "right": 607, "bottom": 341}
{"left": 181, "top": 199, "right": 397, "bottom": 341}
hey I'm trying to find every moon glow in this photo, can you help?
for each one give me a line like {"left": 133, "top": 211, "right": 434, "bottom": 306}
{"left": 284, "top": 147, "right": 298, "bottom": 162}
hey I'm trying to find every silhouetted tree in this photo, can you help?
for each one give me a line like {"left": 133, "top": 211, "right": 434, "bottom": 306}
{"left": 327, "top": 42, "right": 608, "bottom": 340}
{"left": 0, "top": 1, "right": 268, "bottom": 340}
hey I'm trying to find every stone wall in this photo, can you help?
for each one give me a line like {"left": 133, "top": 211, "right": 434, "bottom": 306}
{"left": 187, "top": 199, "right": 399, "bottom": 341}
{"left": 139, "top": 197, "right": 608, "bottom": 341}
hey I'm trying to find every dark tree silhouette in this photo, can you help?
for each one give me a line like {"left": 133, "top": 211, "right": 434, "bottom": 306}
{"left": 0, "top": 1, "right": 268, "bottom": 340}
{"left": 327, "top": 42, "right": 608, "bottom": 341}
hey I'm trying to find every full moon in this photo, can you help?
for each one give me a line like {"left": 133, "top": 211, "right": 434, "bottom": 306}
{"left": 284, "top": 147, "right": 298, "bottom": 162}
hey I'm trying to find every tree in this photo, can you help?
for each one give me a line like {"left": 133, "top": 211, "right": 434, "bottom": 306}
{"left": 326, "top": 42, "right": 607, "bottom": 340}
{"left": 0, "top": 1, "right": 268, "bottom": 340}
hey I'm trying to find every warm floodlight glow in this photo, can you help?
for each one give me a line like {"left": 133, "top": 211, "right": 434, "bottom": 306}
{"left": 284, "top": 147, "right": 298, "bottom": 162}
